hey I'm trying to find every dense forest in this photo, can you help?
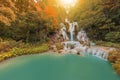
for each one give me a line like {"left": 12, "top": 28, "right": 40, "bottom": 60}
{"left": 0, "top": 0, "right": 66, "bottom": 42}
{"left": 70, "top": 0, "right": 120, "bottom": 42}
{"left": 0, "top": 0, "right": 120, "bottom": 43}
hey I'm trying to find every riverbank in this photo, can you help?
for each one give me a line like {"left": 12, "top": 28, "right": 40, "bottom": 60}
{"left": 95, "top": 41, "right": 120, "bottom": 75}
{"left": 0, "top": 40, "right": 49, "bottom": 62}
{"left": 96, "top": 41, "right": 120, "bottom": 48}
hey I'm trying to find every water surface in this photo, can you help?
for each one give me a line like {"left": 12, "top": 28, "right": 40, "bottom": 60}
{"left": 0, "top": 53, "right": 119, "bottom": 80}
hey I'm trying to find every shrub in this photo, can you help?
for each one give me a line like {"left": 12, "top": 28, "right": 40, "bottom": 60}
{"left": 105, "top": 32, "right": 120, "bottom": 42}
{"left": 0, "top": 43, "right": 49, "bottom": 62}
{"left": 108, "top": 50, "right": 120, "bottom": 75}
{"left": 96, "top": 41, "right": 120, "bottom": 48}
{"left": 56, "top": 43, "right": 63, "bottom": 50}
{"left": 108, "top": 50, "right": 119, "bottom": 63}
{"left": 0, "top": 42, "right": 12, "bottom": 53}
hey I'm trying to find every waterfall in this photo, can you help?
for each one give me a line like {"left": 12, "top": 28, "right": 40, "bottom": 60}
{"left": 60, "top": 19, "right": 108, "bottom": 60}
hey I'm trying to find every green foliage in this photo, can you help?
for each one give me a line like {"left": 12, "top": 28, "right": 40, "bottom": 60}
{"left": 96, "top": 41, "right": 120, "bottom": 48}
{"left": 69, "top": 0, "right": 120, "bottom": 42}
{"left": 105, "top": 32, "right": 120, "bottom": 42}
{"left": 0, "top": 0, "right": 16, "bottom": 26}
{"left": 11, "top": 44, "right": 49, "bottom": 55}
{"left": 0, "top": 0, "right": 63, "bottom": 43}
{"left": 0, "top": 42, "right": 49, "bottom": 62}
{"left": 55, "top": 43, "right": 63, "bottom": 50}
{"left": 108, "top": 50, "right": 120, "bottom": 75}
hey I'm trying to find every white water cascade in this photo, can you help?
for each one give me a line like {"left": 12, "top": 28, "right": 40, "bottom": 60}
{"left": 69, "top": 23, "right": 74, "bottom": 41}
{"left": 60, "top": 18, "right": 109, "bottom": 60}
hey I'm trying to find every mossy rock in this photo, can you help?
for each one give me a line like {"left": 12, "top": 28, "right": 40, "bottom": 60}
{"left": 67, "top": 44, "right": 75, "bottom": 49}
{"left": 56, "top": 43, "right": 63, "bottom": 50}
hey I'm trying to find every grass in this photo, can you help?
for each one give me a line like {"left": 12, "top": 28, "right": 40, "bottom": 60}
{"left": 0, "top": 39, "right": 49, "bottom": 62}
{"left": 95, "top": 41, "right": 120, "bottom": 48}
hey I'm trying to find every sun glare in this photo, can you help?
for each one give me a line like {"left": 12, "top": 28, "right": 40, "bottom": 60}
{"left": 60, "top": 0, "right": 77, "bottom": 8}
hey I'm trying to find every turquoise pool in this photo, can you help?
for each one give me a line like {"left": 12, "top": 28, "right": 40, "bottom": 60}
{"left": 0, "top": 53, "right": 119, "bottom": 80}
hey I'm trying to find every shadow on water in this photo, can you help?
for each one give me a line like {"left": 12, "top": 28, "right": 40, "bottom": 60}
{"left": 0, "top": 53, "right": 120, "bottom": 80}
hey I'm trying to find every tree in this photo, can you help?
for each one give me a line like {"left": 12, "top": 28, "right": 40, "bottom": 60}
{"left": 0, "top": 0, "right": 16, "bottom": 26}
{"left": 69, "top": 0, "right": 120, "bottom": 42}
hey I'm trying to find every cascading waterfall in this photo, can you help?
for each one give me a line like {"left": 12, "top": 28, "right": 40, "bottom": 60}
{"left": 69, "top": 23, "right": 74, "bottom": 41}
{"left": 60, "top": 18, "right": 109, "bottom": 60}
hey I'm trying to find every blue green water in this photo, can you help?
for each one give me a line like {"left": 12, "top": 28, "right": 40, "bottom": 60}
{"left": 0, "top": 53, "right": 120, "bottom": 80}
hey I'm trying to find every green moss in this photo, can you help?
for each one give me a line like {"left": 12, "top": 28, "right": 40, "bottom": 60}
{"left": 0, "top": 43, "right": 49, "bottom": 62}
{"left": 55, "top": 43, "right": 63, "bottom": 50}
{"left": 96, "top": 41, "right": 120, "bottom": 48}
